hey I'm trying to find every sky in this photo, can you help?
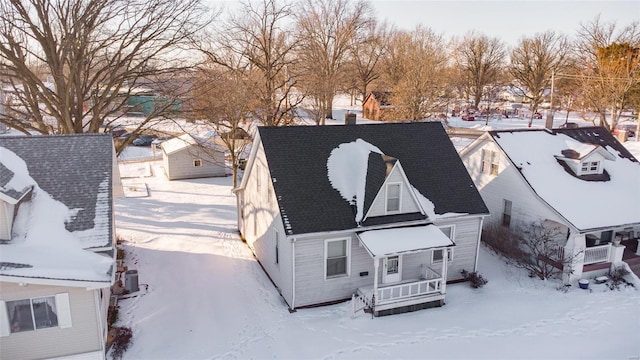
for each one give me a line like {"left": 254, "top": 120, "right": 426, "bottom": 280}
{"left": 370, "top": 0, "right": 640, "bottom": 45}
{"left": 212, "top": 0, "right": 639, "bottom": 46}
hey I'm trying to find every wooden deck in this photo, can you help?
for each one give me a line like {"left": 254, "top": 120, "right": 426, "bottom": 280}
{"left": 621, "top": 239, "right": 640, "bottom": 277}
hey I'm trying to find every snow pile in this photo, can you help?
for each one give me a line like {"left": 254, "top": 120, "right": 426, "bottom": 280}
{"left": 326, "top": 138, "right": 382, "bottom": 223}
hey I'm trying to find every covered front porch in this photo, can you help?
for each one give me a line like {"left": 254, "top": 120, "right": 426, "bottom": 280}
{"left": 352, "top": 225, "right": 454, "bottom": 316}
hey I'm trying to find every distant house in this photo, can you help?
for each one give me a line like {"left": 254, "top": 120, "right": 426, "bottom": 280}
{"left": 234, "top": 123, "right": 489, "bottom": 316}
{"left": 362, "top": 91, "right": 394, "bottom": 121}
{"left": 0, "top": 134, "right": 120, "bottom": 360}
{"left": 160, "top": 134, "right": 227, "bottom": 181}
{"left": 459, "top": 127, "right": 640, "bottom": 282}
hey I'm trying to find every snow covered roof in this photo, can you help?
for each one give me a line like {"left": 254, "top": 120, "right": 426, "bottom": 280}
{"left": 161, "top": 133, "right": 226, "bottom": 155}
{"left": 256, "top": 123, "right": 489, "bottom": 235}
{"left": 0, "top": 134, "right": 115, "bottom": 285}
{"left": 357, "top": 225, "right": 454, "bottom": 257}
{"left": 489, "top": 127, "right": 640, "bottom": 231}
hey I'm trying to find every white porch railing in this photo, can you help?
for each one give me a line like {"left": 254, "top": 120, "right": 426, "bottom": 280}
{"left": 376, "top": 277, "right": 442, "bottom": 306}
{"left": 584, "top": 244, "right": 611, "bottom": 265}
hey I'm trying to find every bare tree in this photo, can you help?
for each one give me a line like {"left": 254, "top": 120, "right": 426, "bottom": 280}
{"left": 573, "top": 17, "right": 640, "bottom": 130}
{"left": 385, "top": 26, "right": 449, "bottom": 121}
{"left": 0, "top": 0, "right": 213, "bottom": 153}
{"left": 347, "top": 20, "right": 389, "bottom": 102}
{"left": 207, "top": 0, "right": 302, "bottom": 127}
{"left": 190, "top": 63, "right": 253, "bottom": 188}
{"left": 454, "top": 31, "right": 507, "bottom": 109}
{"left": 509, "top": 31, "right": 571, "bottom": 126}
{"left": 295, "top": 0, "right": 373, "bottom": 123}
{"left": 482, "top": 221, "right": 581, "bottom": 281}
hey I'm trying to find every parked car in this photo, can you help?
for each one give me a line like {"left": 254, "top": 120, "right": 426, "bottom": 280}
{"left": 461, "top": 114, "right": 475, "bottom": 121}
{"left": 132, "top": 135, "right": 158, "bottom": 146}
{"left": 613, "top": 123, "right": 636, "bottom": 138}
{"left": 559, "top": 122, "right": 579, "bottom": 129}
{"left": 532, "top": 112, "right": 543, "bottom": 119}
{"left": 111, "top": 128, "right": 128, "bottom": 138}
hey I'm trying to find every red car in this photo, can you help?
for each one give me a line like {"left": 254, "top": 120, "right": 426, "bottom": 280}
{"left": 461, "top": 114, "right": 475, "bottom": 121}
{"left": 533, "top": 112, "right": 543, "bottom": 119}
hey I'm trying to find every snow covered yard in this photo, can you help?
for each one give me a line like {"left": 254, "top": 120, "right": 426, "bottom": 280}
{"left": 114, "top": 160, "right": 640, "bottom": 360}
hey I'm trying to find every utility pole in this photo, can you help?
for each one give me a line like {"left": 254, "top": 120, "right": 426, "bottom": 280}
{"left": 544, "top": 71, "right": 555, "bottom": 129}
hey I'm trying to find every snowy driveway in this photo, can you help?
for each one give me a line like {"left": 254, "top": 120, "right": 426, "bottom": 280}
{"left": 114, "top": 161, "right": 640, "bottom": 360}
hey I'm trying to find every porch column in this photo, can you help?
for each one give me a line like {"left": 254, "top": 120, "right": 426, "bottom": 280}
{"left": 563, "top": 234, "right": 585, "bottom": 284}
{"left": 441, "top": 249, "right": 447, "bottom": 294}
{"left": 373, "top": 257, "right": 379, "bottom": 301}
{"left": 609, "top": 243, "right": 625, "bottom": 266}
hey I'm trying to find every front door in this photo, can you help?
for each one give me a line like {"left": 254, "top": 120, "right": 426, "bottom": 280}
{"left": 383, "top": 255, "right": 402, "bottom": 283}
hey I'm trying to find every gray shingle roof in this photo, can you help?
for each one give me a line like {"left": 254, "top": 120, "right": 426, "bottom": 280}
{"left": 0, "top": 133, "right": 115, "bottom": 248}
{"left": 258, "top": 122, "right": 489, "bottom": 235}
{"left": 0, "top": 162, "right": 32, "bottom": 202}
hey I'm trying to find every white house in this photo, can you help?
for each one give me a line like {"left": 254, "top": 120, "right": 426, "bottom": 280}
{"left": 160, "top": 134, "right": 227, "bottom": 180}
{"left": 459, "top": 127, "right": 640, "bottom": 282}
{"left": 0, "top": 134, "right": 120, "bottom": 360}
{"left": 234, "top": 123, "right": 489, "bottom": 316}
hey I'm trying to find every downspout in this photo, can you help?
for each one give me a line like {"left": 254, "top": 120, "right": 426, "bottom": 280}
{"left": 473, "top": 216, "right": 485, "bottom": 272}
{"left": 291, "top": 238, "right": 296, "bottom": 311}
{"left": 94, "top": 290, "right": 106, "bottom": 358}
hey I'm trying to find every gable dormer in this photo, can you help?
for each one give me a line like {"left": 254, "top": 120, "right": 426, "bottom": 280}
{"left": 0, "top": 154, "right": 35, "bottom": 241}
{"left": 554, "top": 144, "right": 616, "bottom": 180}
{"left": 362, "top": 157, "right": 424, "bottom": 220}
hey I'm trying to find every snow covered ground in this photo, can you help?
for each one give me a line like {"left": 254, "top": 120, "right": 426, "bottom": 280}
{"left": 114, "top": 159, "right": 640, "bottom": 360}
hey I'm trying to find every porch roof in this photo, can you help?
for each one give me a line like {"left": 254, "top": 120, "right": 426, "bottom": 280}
{"left": 357, "top": 225, "right": 454, "bottom": 258}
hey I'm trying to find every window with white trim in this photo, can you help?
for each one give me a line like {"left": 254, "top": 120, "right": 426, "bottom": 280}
{"left": 274, "top": 230, "right": 279, "bottom": 265}
{"left": 3, "top": 294, "right": 73, "bottom": 334}
{"left": 502, "top": 199, "right": 512, "bottom": 228}
{"left": 386, "top": 183, "right": 401, "bottom": 213}
{"left": 432, "top": 248, "right": 453, "bottom": 263}
{"left": 193, "top": 159, "right": 202, "bottom": 167}
{"left": 580, "top": 161, "right": 600, "bottom": 175}
{"left": 481, "top": 149, "right": 499, "bottom": 175}
{"left": 325, "top": 238, "right": 350, "bottom": 278}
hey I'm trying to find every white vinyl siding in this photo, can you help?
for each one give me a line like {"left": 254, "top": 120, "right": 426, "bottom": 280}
{"left": 0, "top": 283, "right": 103, "bottom": 360}
{"left": 462, "top": 141, "right": 566, "bottom": 231}
{"left": 433, "top": 217, "right": 484, "bottom": 281}
{"left": 365, "top": 165, "right": 420, "bottom": 218}
{"left": 0, "top": 202, "right": 13, "bottom": 240}
{"left": 163, "top": 146, "right": 225, "bottom": 180}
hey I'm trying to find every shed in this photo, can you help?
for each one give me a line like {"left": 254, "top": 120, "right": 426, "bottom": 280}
{"left": 161, "top": 134, "right": 227, "bottom": 180}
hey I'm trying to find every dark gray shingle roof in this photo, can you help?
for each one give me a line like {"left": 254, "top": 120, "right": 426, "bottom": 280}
{"left": 258, "top": 122, "right": 489, "bottom": 235}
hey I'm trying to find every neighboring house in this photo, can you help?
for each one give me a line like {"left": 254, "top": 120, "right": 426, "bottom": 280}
{"left": 459, "top": 127, "right": 640, "bottom": 282}
{"left": 0, "top": 134, "right": 121, "bottom": 360}
{"left": 362, "top": 91, "right": 394, "bottom": 121}
{"left": 234, "top": 123, "right": 489, "bottom": 316}
{"left": 160, "top": 134, "right": 227, "bottom": 181}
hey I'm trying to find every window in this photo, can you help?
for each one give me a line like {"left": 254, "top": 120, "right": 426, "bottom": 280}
{"left": 481, "top": 149, "right": 499, "bottom": 175}
{"left": 325, "top": 238, "right": 349, "bottom": 278}
{"left": 581, "top": 161, "right": 600, "bottom": 175}
{"left": 256, "top": 165, "right": 261, "bottom": 192}
{"left": 274, "top": 230, "right": 279, "bottom": 265}
{"left": 193, "top": 159, "right": 202, "bottom": 167}
{"left": 432, "top": 248, "right": 453, "bottom": 263}
{"left": 386, "top": 183, "right": 401, "bottom": 213}
{"left": 502, "top": 199, "right": 512, "bottom": 228}
{"left": 6, "top": 296, "right": 58, "bottom": 333}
